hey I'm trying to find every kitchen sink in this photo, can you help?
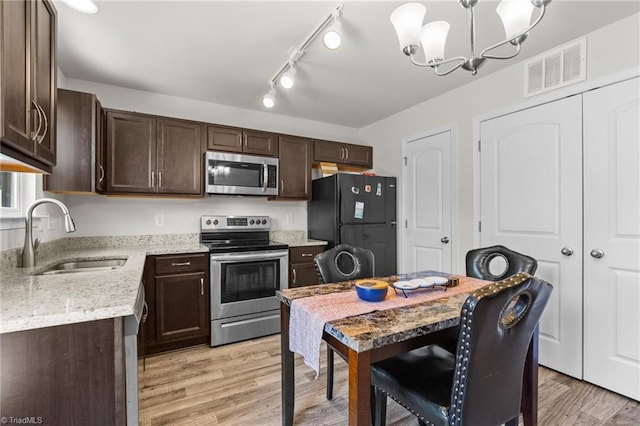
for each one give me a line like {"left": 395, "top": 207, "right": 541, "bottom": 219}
{"left": 37, "top": 258, "right": 127, "bottom": 275}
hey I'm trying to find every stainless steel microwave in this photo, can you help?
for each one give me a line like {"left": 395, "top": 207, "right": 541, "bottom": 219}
{"left": 205, "top": 152, "right": 278, "bottom": 196}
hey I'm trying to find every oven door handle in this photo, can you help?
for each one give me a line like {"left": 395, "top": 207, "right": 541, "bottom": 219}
{"left": 210, "top": 251, "right": 288, "bottom": 262}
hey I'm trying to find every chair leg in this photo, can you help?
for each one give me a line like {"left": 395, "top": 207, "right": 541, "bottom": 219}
{"left": 372, "top": 386, "right": 387, "bottom": 426}
{"left": 326, "top": 346, "right": 334, "bottom": 400}
{"left": 505, "top": 417, "right": 518, "bottom": 426}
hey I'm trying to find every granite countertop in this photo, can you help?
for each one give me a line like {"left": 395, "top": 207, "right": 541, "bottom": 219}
{"left": 278, "top": 272, "right": 489, "bottom": 352}
{"left": 269, "top": 230, "right": 328, "bottom": 247}
{"left": 0, "top": 242, "right": 208, "bottom": 334}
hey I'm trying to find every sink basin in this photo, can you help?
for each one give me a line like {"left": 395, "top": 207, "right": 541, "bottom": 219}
{"left": 37, "top": 258, "right": 127, "bottom": 275}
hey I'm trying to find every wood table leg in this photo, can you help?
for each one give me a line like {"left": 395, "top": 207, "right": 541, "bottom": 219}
{"left": 521, "top": 325, "right": 539, "bottom": 426}
{"left": 348, "top": 348, "right": 372, "bottom": 426}
{"left": 281, "top": 303, "right": 294, "bottom": 426}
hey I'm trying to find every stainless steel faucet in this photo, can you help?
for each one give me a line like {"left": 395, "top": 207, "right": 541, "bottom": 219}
{"left": 21, "top": 198, "right": 76, "bottom": 268}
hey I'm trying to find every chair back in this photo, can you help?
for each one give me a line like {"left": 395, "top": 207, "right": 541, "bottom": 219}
{"left": 314, "top": 244, "right": 375, "bottom": 283}
{"left": 449, "top": 273, "right": 552, "bottom": 426}
{"left": 466, "top": 245, "right": 537, "bottom": 281}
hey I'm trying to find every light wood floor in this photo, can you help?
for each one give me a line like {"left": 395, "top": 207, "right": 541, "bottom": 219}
{"left": 138, "top": 335, "right": 640, "bottom": 426}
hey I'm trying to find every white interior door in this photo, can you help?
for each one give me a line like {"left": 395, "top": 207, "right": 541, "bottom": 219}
{"left": 480, "top": 96, "right": 583, "bottom": 378}
{"left": 583, "top": 77, "right": 640, "bottom": 401}
{"left": 403, "top": 130, "right": 452, "bottom": 273}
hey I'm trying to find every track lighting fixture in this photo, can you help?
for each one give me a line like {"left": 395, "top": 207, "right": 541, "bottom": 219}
{"left": 279, "top": 63, "right": 297, "bottom": 89}
{"left": 262, "top": 85, "right": 276, "bottom": 108}
{"left": 322, "top": 10, "right": 343, "bottom": 50}
{"left": 260, "top": 5, "right": 343, "bottom": 108}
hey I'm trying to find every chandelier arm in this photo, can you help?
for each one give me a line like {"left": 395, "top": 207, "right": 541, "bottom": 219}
{"left": 433, "top": 59, "right": 468, "bottom": 76}
{"left": 481, "top": 42, "right": 522, "bottom": 61}
{"left": 479, "top": 3, "right": 547, "bottom": 59}
{"left": 409, "top": 54, "right": 467, "bottom": 69}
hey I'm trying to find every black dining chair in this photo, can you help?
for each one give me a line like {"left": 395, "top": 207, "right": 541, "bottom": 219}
{"left": 371, "top": 273, "right": 553, "bottom": 426}
{"left": 314, "top": 244, "right": 375, "bottom": 400}
{"left": 466, "top": 244, "right": 538, "bottom": 281}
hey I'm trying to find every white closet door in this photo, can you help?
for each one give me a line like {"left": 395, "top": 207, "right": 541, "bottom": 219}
{"left": 480, "top": 95, "right": 583, "bottom": 378}
{"left": 583, "top": 77, "right": 640, "bottom": 401}
{"left": 403, "top": 130, "right": 452, "bottom": 273}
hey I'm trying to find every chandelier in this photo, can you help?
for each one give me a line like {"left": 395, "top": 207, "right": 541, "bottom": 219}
{"left": 390, "top": 0, "right": 551, "bottom": 76}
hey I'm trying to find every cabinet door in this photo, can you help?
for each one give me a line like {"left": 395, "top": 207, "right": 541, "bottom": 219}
{"left": 157, "top": 118, "right": 203, "bottom": 195}
{"left": 95, "top": 100, "right": 106, "bottom": 192}
{"left": 206, "top": 125, "right": 242, "bottom": 152}
{"left": 343, "top": 143, "right": 372, "bottom": 168}
{"left": 278, "top": 135, "right": 312, "bottom": 199}
{"left": 314, "top": 140, "right": 343, "bottom": 163}
{"left": 1, "top": 0, "right": 34, "bottom": 154}
{"left": 106, "top": 111, "right": 156, "bottom": 193}
{"left": 155, "top": 272, "right": 208, "bottom": 342}
{"left": 44, "top": 89, "right": 95, "bottom": 192}
{"left": 290, "top": 262, "right": 321, "bottom": 288}
{"left": 32, "top": 0, "right": 56, "bottom": 166}
{"left": 242, "top": 129, "right": 277, "bottom": 157}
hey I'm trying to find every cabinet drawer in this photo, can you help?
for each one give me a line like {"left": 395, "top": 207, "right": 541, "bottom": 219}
{"left": 289, "top": 245, "right": 325, "bottom": 263}
{"left": 155, "top": 253, "right": 206, "bottom": 275}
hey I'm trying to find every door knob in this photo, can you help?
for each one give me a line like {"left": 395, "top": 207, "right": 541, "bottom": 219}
{"left": 590, "top": 249, "right": 605, "bottom": 259}
{"left": 561, "top": 247, "right": 574, "bottom": 256}
{"left": 441, "top": 237, "right": 450, "bottom": 244}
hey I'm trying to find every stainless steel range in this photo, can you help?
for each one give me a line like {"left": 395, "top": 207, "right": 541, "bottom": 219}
{"left": 200, "top": 215, "right": 288, "bottom": 347}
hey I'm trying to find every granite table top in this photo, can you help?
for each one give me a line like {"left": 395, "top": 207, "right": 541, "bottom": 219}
{"left": 0, "top": 242, "right": 208, "bottom": 334}
{"left": 277, "top": 271, "right": 490, "bottom": 352}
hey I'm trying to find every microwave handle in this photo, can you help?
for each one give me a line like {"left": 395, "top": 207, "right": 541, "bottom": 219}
{"left": 262, "top": 164, "right": 268, "bottom": 192}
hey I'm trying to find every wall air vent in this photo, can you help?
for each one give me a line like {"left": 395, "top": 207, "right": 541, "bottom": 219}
{"left": 525, "top": 38, "right": 586, "bottom": 97}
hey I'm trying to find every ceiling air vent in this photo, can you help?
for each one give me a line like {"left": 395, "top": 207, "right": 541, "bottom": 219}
{"left": 525, "top": 38, "right": 586, "bottom": 97}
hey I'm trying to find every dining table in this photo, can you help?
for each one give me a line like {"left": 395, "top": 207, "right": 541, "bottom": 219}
{"left": 277, "top": 271, "right": 540, "bottom": 426}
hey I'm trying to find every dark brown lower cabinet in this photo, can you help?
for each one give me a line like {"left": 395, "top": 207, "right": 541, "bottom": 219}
{"left": 0, "top": 318, "right": 126, "bottom": 425}
{"left": 289, "top": 245, "right": 325, "bottom": 288}
{"left": 143, "top": 253, "right": 210, "bottom": 354}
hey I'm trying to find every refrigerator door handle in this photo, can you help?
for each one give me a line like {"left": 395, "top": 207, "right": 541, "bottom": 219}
{"left": 389, "top": 221, "right": 397, "bottom": 225}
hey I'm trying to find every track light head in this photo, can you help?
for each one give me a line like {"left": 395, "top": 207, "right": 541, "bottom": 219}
{"left": 322, "top": 18, "right": 343, "bottom": 50}
{"left": 280, "top": 65, "right": 297, "bottom": 89}
{"left": 262, "top": 87, "right": 276, "bottom": 108}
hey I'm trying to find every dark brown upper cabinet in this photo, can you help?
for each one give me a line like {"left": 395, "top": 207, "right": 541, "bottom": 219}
{"left": 207, "top": 125, "right": 277, "bottom": 157}
{"left": 105, "top": 111, "right": 203, "bottom": 196}
{"left": 314, "top": 140, "right": 373, "bottom": 169}
{"left": 44, "top": 89, "right": 104, "bottom": 193}
{"left": 1, "top": 0, "right": 57, "bottom": 173}
{"left": 276, "top": 135, "right": 312, "bottom": 200}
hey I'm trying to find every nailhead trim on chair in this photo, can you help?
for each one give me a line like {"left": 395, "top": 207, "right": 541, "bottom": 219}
{"left": 448, "top": 272, "right": 532, "bottom": 425}
{"left": 375, "top": 387, "right": 439, "bottom": 426}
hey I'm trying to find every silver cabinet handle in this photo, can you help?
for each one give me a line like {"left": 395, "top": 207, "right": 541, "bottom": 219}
{"left": 200, "top": 278, "right": 204, "bottom": 296}
{"left": 99, "top": 165, "right": 105, "bottom": 183}
{"left": 344, "top": 147, "right": 349, "bottom": 160}
{"left": 301, "top": 253, "right": 313, "bottom": 257}
{"left": 561, "top": 247, "right": 574, "bottom": 256}
{"left": 151, "top": 171, "right": 155, "bottom": 188}
{"left": 158, "top": 171, "right": 162, "bottom": 188}
{"left": 590, "top": 249, "right": 605, "bottom": 259}
{"left": 441, "top": 237, "right": 450, "bottom": 244}
{"left": 292, "top": 268, "right": 297, "bottom": 284}
{"left": 31, "top": 100, "right": 42, "bottom": 141}
{"left": 142, "top": 301, "right": 149, "bottom": 323}
{"left": 171, "top": 261, "right": 191, "bottom": 266}
{"left": 280, "top": 179, "right": 284, "bottom": 193}
{"left": 243, "top": 135, "right": 247, "bottom": 147}
{"left": 339, "top": 147, "right": 345, "bottom": 160}
{"left": 36, "top": 103, "right": 48, "bottom": 144}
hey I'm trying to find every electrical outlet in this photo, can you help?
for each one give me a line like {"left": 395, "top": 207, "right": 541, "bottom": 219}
{"left": 286, "top": 213, "right": 294, "bottom": 225}
{"left": 38, "top": 216, "right": 48, "bottom": 232}
{"left": 155, "top": 214, "right": 164, "bottom": 227}
{"left": 48, "top": 216, "right": 58, "bottom": 230}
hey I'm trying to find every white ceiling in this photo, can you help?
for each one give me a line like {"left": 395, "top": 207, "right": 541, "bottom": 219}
{"left": 56, "top": 1, "right": 640, "bottom": 128}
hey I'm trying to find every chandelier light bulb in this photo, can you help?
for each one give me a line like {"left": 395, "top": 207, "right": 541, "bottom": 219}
{"left": 496, "top": 0, "right": 535, "bottom": 40}
{"left": 390, "top": 3, "right": 426, "bottom": 53}
{"left": 420, "top": 21, "right": 450, "bottom": 64}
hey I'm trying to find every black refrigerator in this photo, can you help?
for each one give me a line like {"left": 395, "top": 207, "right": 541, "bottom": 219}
{"left": 308, "top": 173, "right": 397, "bottom": 277}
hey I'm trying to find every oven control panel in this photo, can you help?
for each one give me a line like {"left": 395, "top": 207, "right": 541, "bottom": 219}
{"left": 201, "top": 215, "right": 271, "bottom": 231}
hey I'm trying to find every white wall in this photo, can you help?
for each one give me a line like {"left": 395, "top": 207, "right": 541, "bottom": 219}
{"left": 359, "top": 13, "right": 640, "bottom": 274}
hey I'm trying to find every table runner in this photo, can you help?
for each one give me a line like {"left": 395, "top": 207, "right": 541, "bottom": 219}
{"left": 289, "top": 275, "right": 489, "bottom": 375}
